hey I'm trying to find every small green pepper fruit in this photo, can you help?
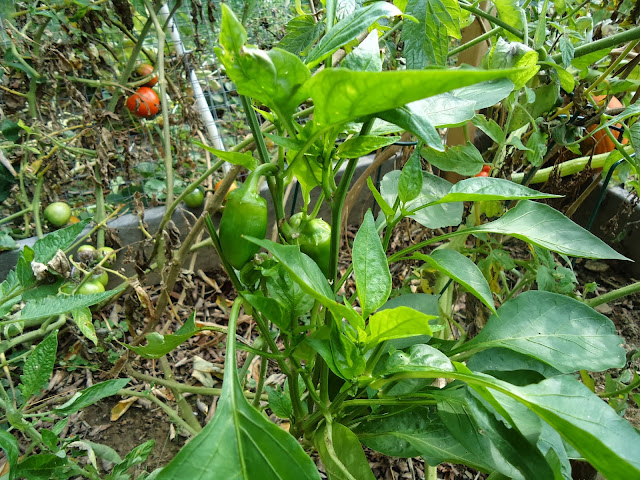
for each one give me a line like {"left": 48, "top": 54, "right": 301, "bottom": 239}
{"left": 218, "top": 164, "right": 277, "bottom": 270}
{"left": 289, "top": 212, "right": 331, "bottom": 277}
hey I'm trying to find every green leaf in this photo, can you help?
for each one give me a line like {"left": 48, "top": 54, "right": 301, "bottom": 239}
{"left": 467, "top": 347, "right": 561, "bottom": 381}
{"left": 469, "top": 200, "right": 629, "bottom": 260}
{"left": 483, "top": 38, "right": 538, "bottom": 89}
{"left": 497, "top": 375, "right": 640, "bottom": 480}
{"left": 243, "top": 292, "right": 289, "bottom": 331}
{"left": 381, "top": 171, "right": 463, "bottom": 229}
{"left": 455, "top": 290, "right": 626, "bottom": 373}
{"left": 382, "top": 344, "right": 454, "bottom": 375}
{"left": 33, "top": 219, "right": 90, "bottom": 263}
{"left": 72, "top": 307, "right": 97, "bottom": 345}
{"left": 216, "top": 5, "right": 310, "bottom": 119}
{"left": 570, "top": 48, "right": 611, "bottom": 71}
{"left": 421, "top": 143, "right": 485, "bottom": 175}
{"left": 308, "top": 68, "right": 525, "bottom": 128}
{"left": 434, "top": 177, "right": 561, "bottom": 204}
{"left": 124, "top": 312, "right": 199, "bottom": 359}
{"left": 267, "top": 386, "right": 292, "bottom": 419}
{"left": 365, "top": 307, "right": 435, "bottom": 350}
{"left": 336, "top": 135, "right": 400, "bottom": 158}
{"left": 157, "top": 302, "right": 321, "bottom": 480}
{"left": 440, "top": 389, "right": 557, "bottom": 479}
{"left": 192, "top": 141, "right": 258, "bottom": 170}
{"left": 306, "top": 2, "right": 402, "bottom": 67}
{"left": 246, "top": 238, "right": 364, "bottom": 329}
{"left": 367, "top": 177, "right": 395, "bottom": 216}
{"left": 424, "top": 3, "right": 449, "bottom": 66}
{"left": 353, "top": 211, "right": 391, "bottom": 319}
{"left": 316, "top": 423, "right": 376, "bottom": 480}
{"left": 19, "top": 287, "right": 125, "bottom": 324}
{"left": 356, "top": 405, "right": 496, "bottom": 471}
{"left": 417, "top": 249, "right": 495, "bottom": 313}
{"left": 491, "top": 0, "right": 524, "bottom": 41}
{"left": 15, "top": 454, "right": 69, "bottom": 480}
{"left": 526, "top": 130, "right": 549, "bottom": 167}
{"left": 107, "top": 440, "right": 155, "bottom": 480}
{"left": 398, "top": 151, "right": 423, "bottom": 204}
{"left": 341, "top": 29, "right": 382, "bottom": 72}
{"left": 330, "top": 323, "right": 366, "bottom": 379}
{"left": 54, "top": 379, "right": 130, "bottom": 415}
{"left": 278, "top": 15, "right": 325, "bottom": 56}
{"left": 471, "top": 115, "right": 505, "bottom": 146}
{"left": 0, "top": 429, "right": 19, "bottom": 480}
{"left": 264, "top": 264, "right": 315, "bottom": 327}
{"left": 20, "top": 331, "right": 58, "bottom": 400}
{"left": 377, "top": 104, "right": 444, "bottom": 151}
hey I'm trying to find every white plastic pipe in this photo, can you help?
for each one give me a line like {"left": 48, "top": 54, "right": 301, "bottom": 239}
{"left": 158, "top": 4, "right": 230, "bottom": 173}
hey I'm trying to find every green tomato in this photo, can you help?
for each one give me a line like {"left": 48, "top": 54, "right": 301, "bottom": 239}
{"left": 44, "top": 202, "right": 72, "bottom": 227}
{"left": 97, "top": 247, "right": 116, "bottom": 267}
{"left": 183, "top": 188, "right": 205, "bottom": 208}
{"left": 76, "top": 280, "right": 105, "bottom": 295}
{"left": 93, "top": 271, "right": 109, "bottom": 287}
{"left": 60, "top": 283, "right": 75, "bottom": 294}
{"left": 78, "top": 244, "right": 96, "bottom": 254}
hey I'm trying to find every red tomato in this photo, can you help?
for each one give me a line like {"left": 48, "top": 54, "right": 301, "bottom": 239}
{"left": 126, "top": 87, "right": 160, "bottom": 118}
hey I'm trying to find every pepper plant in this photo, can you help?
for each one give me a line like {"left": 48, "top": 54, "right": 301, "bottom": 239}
{"left": 150, "top": 4, "right": 640, "bottom": 479}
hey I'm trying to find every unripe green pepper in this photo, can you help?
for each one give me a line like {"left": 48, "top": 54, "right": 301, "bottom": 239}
{"left": 218, "top": 163, "right": 277, "bottom": 270}
{"left": 289, "top": 212, "right": 331, "bottom": 277}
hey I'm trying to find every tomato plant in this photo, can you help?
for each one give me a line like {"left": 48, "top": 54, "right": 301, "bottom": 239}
{"left": 126, "top": 86, "right": 160, "bottom": 118}
{"left": 43, "top": 201, "right": 72, "bottom": 227}
{"left": 97, "top": 246, "right": 116, "bottom": 267}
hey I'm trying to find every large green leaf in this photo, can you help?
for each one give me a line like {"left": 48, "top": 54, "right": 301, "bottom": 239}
{"left": 433, "top": 177, "right": 561, "bottom": 204}
{"left": 372, "top": 368, "right": 640, "bottom": 480}
{"left": 308, "top": 68, "right": 525, "bottom": 127}
{"left": 315, "top": 423, "right": 376, "bottom": 480}
{"left": 0, "top": 428, "right": 19, "bottom": 480}
{"left": 33, "top": 219, "right": 91, "bottom": 263}
{"left": 356, "top": 405, "right": 497, "bottom": 473}
{"left": 377, "top": 104, "right": 444, "bottom": 151}
{"left": 20, "top": 331, "right": 58, "bottom": 400}
{"left": 381, "top": 170, "right": 463, "bottom": 229}
{"left": 416, "top": 249, "right": 495, "bottom": 313}
{"left": 306, "top": 2, "right": 401, "bottom": 67}
{"left": 215, "top": 5, "right": 310, "bottom": 119}
{"left": 341, "top": 29, "right": 382, "bottom": 72}
{"left": 421, "top": 142, "right": 486, "bottom": 175}
{"left": 17, "top": 287, "right": 125, "bottom": 326}
{"left": 451, "top": 291, "right": 625, "bottom": 373}
{"left": 499, "top": 375, "right": 640, "bottom": 480}
{"left": 365, "top": 307, "right": 435, "bottom": 350}
{"left": 353, "top": 211, "right": 391, "bottom": 319}
{"left": 157, "top": 301, "right": 320, "bottom": 480}
{"left": 469, "top": 200, "right": 629, "bottom": 260}
{"left": 437, "top": 389, "right": 550, "bottom": 479}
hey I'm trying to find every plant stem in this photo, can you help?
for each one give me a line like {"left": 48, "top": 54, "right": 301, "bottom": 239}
{"left": 551, "top": 25, "right": 640, "bottom": 63}
{"left": 94, "top": 166, "right": 106, "bottom": 249}
{"left": 144, "top": 0, "right": 174, "bottom": 205}
{"left": 158, "top": 356, "right": 202, "bottom": 433}
{"left": 448, "top": 27, "right": 501, "bottom": 58}
{"left": 598, "top": 376, "right": 640, "bottom": 398}
{"left": 127, "top": 367, "right": 268, "bottom": 399}
{"left": 329, "top": 117, "right": 375, "bottom": 287}
{"left": 32, "top": 172, "right": 46, "bottom": 238}
{"left": 459, "top": 2, "right": 523, "bottom": 39}
{"left": 510, "top": 146, "right": 633, "bottom": 184}
{"left": 586, "top": 281, "right": 640, "bottom": 308}
{"left": 118, "top": 388, "right": 199, "bottom": 436}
